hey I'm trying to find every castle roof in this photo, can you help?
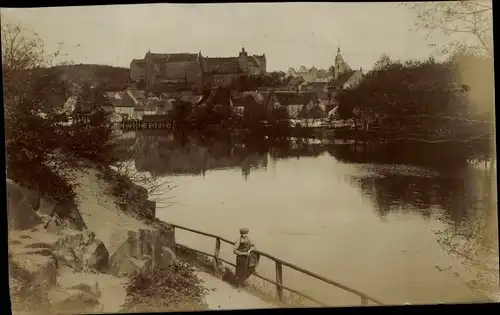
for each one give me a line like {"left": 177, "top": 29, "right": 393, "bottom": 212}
{"left": 145, "top": 52, "right": 198, "bottom": 64}
{"left": 249, "top": 55, "right": 266, "bottom": 68}
{"left": 203, "top": 57, "right": 241, "bottom": 74}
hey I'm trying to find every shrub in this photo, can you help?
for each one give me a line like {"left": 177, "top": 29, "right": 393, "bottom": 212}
{"left": 122, "top": 260, "right": 208, "bottom": 312}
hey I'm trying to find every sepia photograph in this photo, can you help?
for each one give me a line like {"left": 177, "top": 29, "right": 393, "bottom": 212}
{"left": 2, "top": 1, "right": 497, "bottom": 314}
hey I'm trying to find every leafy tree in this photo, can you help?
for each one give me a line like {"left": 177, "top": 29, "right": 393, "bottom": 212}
{"left": 372, "top": 53, "right": 395, "bottom": 71}
{"left": 336, "top": 56, "right": 493, "bottom": 158}
{"left": 168, "top": 99, "right": 193, "bottom": 127}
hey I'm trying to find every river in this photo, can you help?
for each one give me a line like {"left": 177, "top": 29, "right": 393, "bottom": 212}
{"left": 115, "top": 130, "right": 498, "bottom": 306}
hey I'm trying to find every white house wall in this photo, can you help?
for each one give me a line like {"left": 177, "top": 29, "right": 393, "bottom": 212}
{"left": 115, "top": 107, "right": 135, "bottom": 117}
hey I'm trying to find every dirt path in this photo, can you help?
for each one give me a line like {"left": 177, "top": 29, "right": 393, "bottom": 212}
{"left": 195, "top": 271, "right": 277, "bottom": 310}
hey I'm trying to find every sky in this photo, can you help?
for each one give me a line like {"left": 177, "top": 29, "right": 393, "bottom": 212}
{"left": 2, "top": 2, "right": 454, "bottom": 72}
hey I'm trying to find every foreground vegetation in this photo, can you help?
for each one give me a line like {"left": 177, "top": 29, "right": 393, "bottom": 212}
{"left": 121, "top": 261, "right": 208, "bottom": 312}
{"left": 3, "top": 17, "right": 208, "bottom": 310}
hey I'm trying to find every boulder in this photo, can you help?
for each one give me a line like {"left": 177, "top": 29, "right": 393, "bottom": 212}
{"left": 81, "top": 240, "right": 109, "bottom": 273}
{"left": 38, "top": 195, "right": 58, "bottom": 216}
{"left": 106, "top": 227, "right": 177, "bottom": 277}
{"left": 160, "top": 246, "right": 176, "bottom": 266}
{"left": 9, "top": 253, "right": 58, "bottom": 290}
{"left": 44, "top": 216, "right": 64, "bottom": 234}
{"left": 52, "top": 200, "right": 87, "bottom": 231}
{"left": 19, "top": 185, "right": 41, "bottom": 211}
{"left": 111, "top": 254, "right": 152, "bottom": 277}
{"left": 48, "top": 288, "right": 101, "bottom": 313}
{"left": 7, "top": 179, "right": 42, "bottom": 230}
{"left": 52, "top": 246, "right": 82, "bottom": 270}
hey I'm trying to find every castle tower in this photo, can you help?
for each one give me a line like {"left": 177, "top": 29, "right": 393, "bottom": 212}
{"left": 239, "top": 47, "right": 249, "bottom": 73}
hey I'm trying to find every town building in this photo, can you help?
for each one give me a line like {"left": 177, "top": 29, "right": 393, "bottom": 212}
{"left": 286, "top": 47, "right": 363, "bottom": 90}
{"left": 265, "top": 91, "right": 323, "bottom": 119}
{"left": 130, "top": 48, "right": 267, "bottom": 89}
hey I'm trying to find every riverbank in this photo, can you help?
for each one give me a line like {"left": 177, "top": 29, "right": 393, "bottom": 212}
{"left": 7, "top": 159, "right": 277, "bottom": 313}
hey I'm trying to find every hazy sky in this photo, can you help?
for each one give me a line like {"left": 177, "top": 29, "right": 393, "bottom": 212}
{"left": 2, "top": 3, "right": 453, "bottom": 71}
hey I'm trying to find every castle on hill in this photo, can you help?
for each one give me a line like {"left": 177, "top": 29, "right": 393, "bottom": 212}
{"left": 130, "top": 47, "right": 267, "bottom": 89}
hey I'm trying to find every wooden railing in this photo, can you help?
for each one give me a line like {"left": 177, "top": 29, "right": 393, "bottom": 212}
{"left": 169, "top": 223, "right": 384, "bottom": 307}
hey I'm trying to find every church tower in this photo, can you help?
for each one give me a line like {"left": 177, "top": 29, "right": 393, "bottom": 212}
{"left": 334, "top": 47, "right": 346, "bottom": 79}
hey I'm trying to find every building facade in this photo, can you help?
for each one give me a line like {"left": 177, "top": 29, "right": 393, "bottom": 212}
{"left": 130, "top": 48, "right": 267, "bottom": 89}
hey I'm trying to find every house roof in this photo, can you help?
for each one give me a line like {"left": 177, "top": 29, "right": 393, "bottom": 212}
{"left": 180, "top": 95, "right": 204, "bottom": 104}
{"left": 203, "top": 57, "right": 241, "bottom": 74}
{"left": 144, "top": 101, "right": 158, "bottom": 112}
{"left": 231, "top": 94, "right": 261, "bottom": 109}
{"left": 131, "top": 59, "right": 146, "bottom": 67}
{"left": 287, "top": 77, "right": 305, "bottom": 89}
{"left": 304, "top": 82, "right": 328, "bottom": 90}
{"left": 273, "top": 91, "right": 316, "bottom": 106}
{"left": 104, "top": 91, "right": 136, "bottom": 107}
{"left": 128, "top": 89, "right": 146, "bottom": 101}
{"left": 316, "top": 69, "right": 331, "bottom": 79}
{"left": 298, "top": 65, "right": 307, "bottom": 72}
{"left": 328, "top": 71, "right": 356, "bottom": 89}
{"left": 199, "top": 87, "right": 231, "bottom": 106}
{"left": 232, "top": 91, "right": 264, "bottom": 105}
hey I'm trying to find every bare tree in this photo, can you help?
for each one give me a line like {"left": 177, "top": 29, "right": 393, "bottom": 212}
{"left": 112, "top": 138, "right": 177, "bottom": 210}
{"left": 402, "top": 1, "right": 493, "bottom": 56}
{"left": 1, "top": 17, "right": 71, "bottom": 76}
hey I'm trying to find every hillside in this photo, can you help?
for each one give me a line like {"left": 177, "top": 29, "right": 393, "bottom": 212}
{"left": 30, "top": 64, "right": 130, "bottom": 93}
{"left": 51, "top": 64, "right": 130, "bottom": 90}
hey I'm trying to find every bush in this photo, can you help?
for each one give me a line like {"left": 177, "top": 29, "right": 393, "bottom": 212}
{"left": 122, "top": 260, "right": 208, "bottom": 312}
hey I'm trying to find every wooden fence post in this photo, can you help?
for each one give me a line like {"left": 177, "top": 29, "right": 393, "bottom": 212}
{"left": 275, "top": 261, "right": 284, "bottom": 302}
{"left": 361, "top": 296, "right": 368, "bottom": 306}
{"left": 213, "top": 237, "right": 221, "bottom": 273}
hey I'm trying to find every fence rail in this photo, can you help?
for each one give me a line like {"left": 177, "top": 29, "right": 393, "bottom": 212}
{"left": 169, "top": 223, "right": 384, "bottom": 307}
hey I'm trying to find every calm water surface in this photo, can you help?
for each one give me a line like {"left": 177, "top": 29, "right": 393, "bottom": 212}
{"left": 117, "top": 130, "right": 497, "bottom": 306}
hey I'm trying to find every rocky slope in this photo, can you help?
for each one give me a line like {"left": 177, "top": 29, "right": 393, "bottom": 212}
{"left": 7, "top": 164, "right": 177, "bottom": 314}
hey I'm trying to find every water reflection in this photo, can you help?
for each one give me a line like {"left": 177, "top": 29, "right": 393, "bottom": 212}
{"left": 115, "top": 130, "right": 493, "bottom": 226}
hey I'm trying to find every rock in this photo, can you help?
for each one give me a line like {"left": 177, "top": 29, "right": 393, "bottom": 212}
{"left": 53, "top": 246, "right": 82, "bottom": 270}
{"left": 10, "top": 253, "right": 58, "bottom": 290}
{"left": 38, "top": 195, "right": 57, "bottom": 216}
{"left": 19, "top": 185, "right": 41, "bottom": 211}
{"left": 45, "top": 216, "right": 64, "bottom": 234}
{"left": 81, "top": 240, "right": 109, "bottom": 273}
{"left": 105, "top": 227, "right": 177, "bottom": 277}
{"left": 48, "top": 288, "right": 100, "bottom": 313}
{"left": 111, "top": 254, "right": 152, "bottom": 277}
{"left": 52, "top": 200, "right": 87, "bottom": 231}
{"left": 7, "top": 179, "right": 42, "bottom": 230}
{"left": 160, "top": 246, "right": 176, "bottom": 266}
